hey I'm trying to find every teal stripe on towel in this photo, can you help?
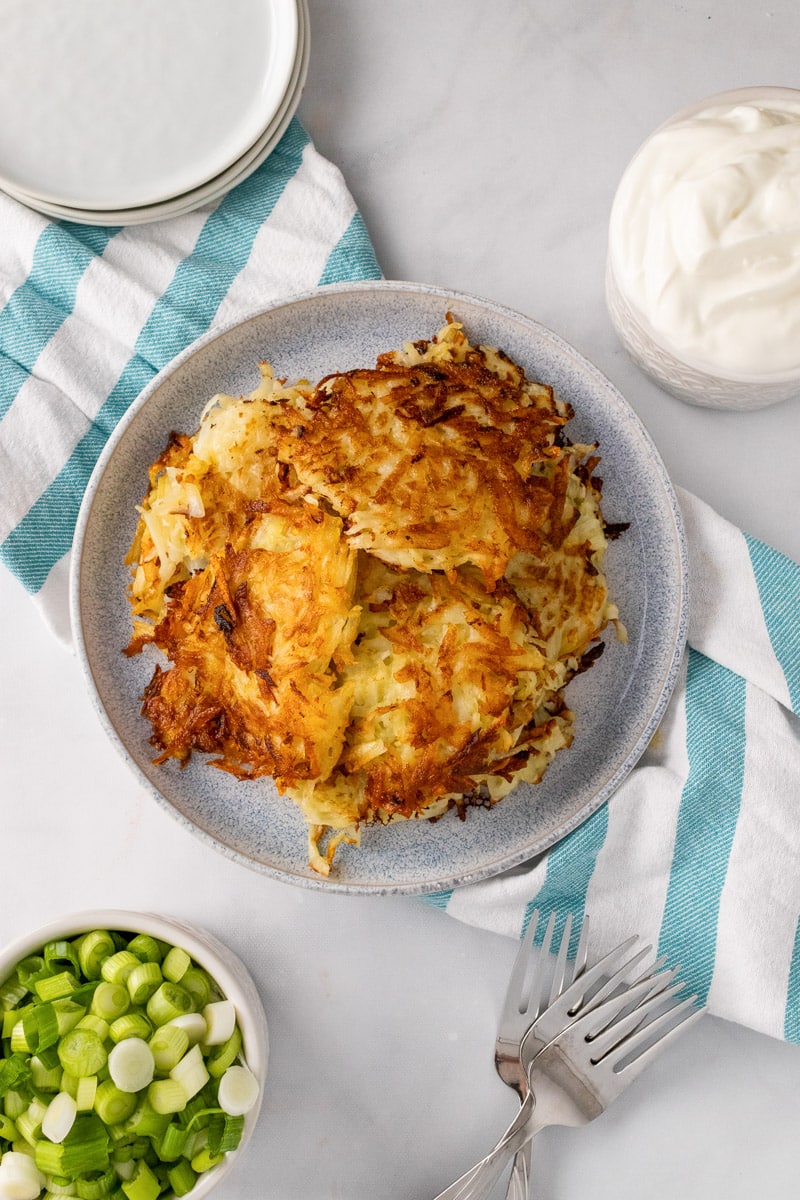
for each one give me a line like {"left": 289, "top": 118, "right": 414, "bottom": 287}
{"left": 523, "top": 802, "right": 609, "bottom": 955}
{"left": 658, "top": 648, "right": 746, "bottom": 1003}
{"left": 0, "top": 122, "right": 310, "bottom": 593}
{"left": 318, "top": 211, "right": 382, "bottom": 286}
{"left": 784, "top": 916, "right": 800, "bottom": 1041}
{"left": 745, "top": 533, "right": 800, "bottom": 715}
{"left": 0, "top": 223, "right": 118, "bottom": 421}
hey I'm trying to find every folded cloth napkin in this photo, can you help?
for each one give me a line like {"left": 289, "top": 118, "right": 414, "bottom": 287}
{"left": 0, "top": 118, "right": 381, "bottom": 643}
{"left": 427, "top": 488, "right": 800, "bottom": 1044}
{"left": 4, "top": 122, "right": 800, "bottom": 1046}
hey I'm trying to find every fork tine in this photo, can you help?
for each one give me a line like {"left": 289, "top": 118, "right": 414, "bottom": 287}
{"left": 526, "top": 910, "right": 557, "bottom": 1018}
{"left": 597, "top": 962, "right": 684, "bottom": 1026}
{"left": 502, "top": 907, "right": 539, "bottom": 1019}
{"left": 587, "top": 984, "right": 700, "bottom": 1070}
{"left": 547, "top": 912, "right": 574, "bottom": 1006}
{"left": 610, "top": 995, "right": 702, "bottom": 1075}
{"left": 575, "top": 943, "right": 654, "bottom": 1015}
{"left": 532, "top": 934, "right": 641, "bottom": 1039}
{"left": 583, "top": 979, "right": 689, "bottom": 1046}
{"left": 572, "top": 913, "right": 591, "bottom": 979}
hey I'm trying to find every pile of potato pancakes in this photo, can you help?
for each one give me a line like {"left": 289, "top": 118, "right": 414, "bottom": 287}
{"left": 125, "top": 318, "right": 623, "bottom": 875}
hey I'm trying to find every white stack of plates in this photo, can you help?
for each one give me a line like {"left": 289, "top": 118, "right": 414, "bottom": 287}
{"left": 0, "top": 0, "right": 309, "bottom": 225}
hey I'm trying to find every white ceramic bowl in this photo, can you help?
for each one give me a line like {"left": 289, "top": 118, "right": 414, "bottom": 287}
{"left": 0, "top": 909, "right": 268, "bottom": 1200}
{"left": 606, "top": 86, "right": 800, "bottom": 410}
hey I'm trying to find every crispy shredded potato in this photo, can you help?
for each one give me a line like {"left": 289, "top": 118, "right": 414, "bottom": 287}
{"left": 125, "top": 318, "right": 625, "bottom": 876}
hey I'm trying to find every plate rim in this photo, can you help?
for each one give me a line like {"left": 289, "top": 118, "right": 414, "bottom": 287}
{"left": 70, "top": 279, "right": 689, "bottom": 895}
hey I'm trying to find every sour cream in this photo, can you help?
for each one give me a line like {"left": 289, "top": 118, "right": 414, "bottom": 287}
{"left": 609, "top": 91, "right": 800, "bottom": 378}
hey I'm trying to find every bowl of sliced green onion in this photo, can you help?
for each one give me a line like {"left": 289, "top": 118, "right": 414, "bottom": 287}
{"left": 0, "top": 910, "right": 268, "bottom": 1200}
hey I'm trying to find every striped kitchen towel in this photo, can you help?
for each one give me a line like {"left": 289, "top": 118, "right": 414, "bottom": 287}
{"left": 429, "top": 487, "right": 800, "bottom": 1043}
{"left": 4, "top": 119, "right": 800, "bottom": 1047}
{"left": 0, "top": 118, "right": 381, "bottom": 643}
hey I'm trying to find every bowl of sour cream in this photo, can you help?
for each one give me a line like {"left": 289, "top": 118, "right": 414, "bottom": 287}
{"left": 606, "top": 86, "right": 800, "bottom": 410}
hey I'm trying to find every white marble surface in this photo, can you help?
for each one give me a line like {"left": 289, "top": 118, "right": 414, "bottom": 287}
{"left": 3, "top": 1, "right": 800, "bottom": 1198}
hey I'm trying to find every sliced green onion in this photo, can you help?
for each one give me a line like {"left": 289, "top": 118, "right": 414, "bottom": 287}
{"left": 58, "top": 1030, "right": 107, "bottom": 1078}
{"left": 165, "top": 1014, "right": 206, "bottom": 1046}
{"left": 4, "top": 1087, "right": 30, "bottom": 1120}
{"left": 154, "top": 1122, "right": 188, "bottom": 1161}
{"left": 100, "top": 955, "right": 140, "bottom": 988}
{"left": 69, "top": 983, "right": 100, "bottom": 1010}
{"left": 189, "top": 1146, "right": 223, "bottom": 1173}
{"left": 74, "top": 1164, "right": 118, "bottom": 1199}
{"left": 44, "top": 943, "right": 82, "bottom": 978}
{"left": 90, "top": 985, "right": 129, "bottom": 1024}
{"left": 10, "top": 1019, "right": 31, "bottom": 1054}
{"left": 146, "top": 1080, "right": 186, "bottom": 1117}
{"left": 35, "top": 972, "right": 80, "bottom": 1003}
{"left": 16, "top": 1102, "right": 45, "bottom": 1147}
{"left": 107, "top": 1041, "right": 154, "bottom": 1095}
{"left": 147, "top": 1026, "right": 188, "bottom": 1074}
{"left": 75, "top": 1016, "right": 110, "bottom": 1042}
{"left": 169, "top": 1046, "right": 208, "bottom": 1102}
{"left": 160, "top": 949, "right": 190, "bottom": 985}
{"left": 217, "top": 1064, "right": 259, "bottom": 1117}
{"left": 35, "top": 1044, "right": 63, "bottom": 1073}
{"left": 111, "top": 1157, "right": 137, "bottom": 1178}
{"left": 16, "top": 957, "right": 46, "bottom": 989}
{"left": 0, "top": 1149, "right": 46, "bottom": 1200}
{"left": 201, "top": 1000, "right": 235, "bottom": 1047}
{"left": 52, "top": 1001, "right": 87, "bottom": 1038}
{"left": 125, "top": 965, "right": 161, "bottom": 1008}
{"left": 0, "top": 1111, "right": 18, "bottom": 1139}
{"left": 119, "top": 1159, "right": 159, "bottom": 1200}
{"left": 3, "top": 1005, "right": 32, "bottom": 1039}
{"left": 75, "top": 1076, "right": 98, "bottom": 1113}
{"left": 108, "top": 1015, "right": 151, "bottom": 1046}
{"left": 121, "top": 1100, "right": 169, "bottom": 1142}
{"left": 0, "top": 976, "right": 29, "bottom": 1011}
{"left": 30, "top": 1053, "right": 63, "bottom": 1092}
{"left": 35, "top": 1113, "right": 111, "bottom": 1179}
{"left": 42, "top": 1091, "right": 78, "bottom": 1143}
{"left": 78, "top": 934, "right": 116, "bottom": 983}
{"left": 180, "top": 969, "right": 211, "bottom": 1011}
{"left": 205, "top": 1023, "right": 241, "bottom": 1079}
{"left": 94, "top": 1081, "right": 138, "bottom": 1127}
{"left": 178, "top": 1087, "right": 217, "bottom": 1131}
{"left": 166, "top": 1158, "right": 196, "bottom": 1197}
{"left": 42, "top": 1178, "right": 77, "bottom": 1197}
{"left": 145, "top": 984, "right": 193, "bottom": 1029}
{"left": 19, "top": 999, "right": 58, "bottom": 1055}
{"left": 124, "top": 937, "right": 161, "bottom": 966}
{"left": 207, "top": 1111, "right": 244, "bottom": 1155}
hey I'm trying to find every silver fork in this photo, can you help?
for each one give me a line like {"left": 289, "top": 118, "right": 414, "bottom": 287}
{"left": 435, "top": 941, "right": 703, "bottom": 1200}
{"left": 494, "top": 909, "right": 591, "bottom": 1200}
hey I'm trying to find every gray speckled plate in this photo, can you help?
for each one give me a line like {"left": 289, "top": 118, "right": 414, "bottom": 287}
{"left": 70, "top": 281, "right": 688, "bottom": 895}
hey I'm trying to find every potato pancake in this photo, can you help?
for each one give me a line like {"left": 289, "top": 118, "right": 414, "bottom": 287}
{"left": 125, "top": 317, "right": 623, "bottom": 876}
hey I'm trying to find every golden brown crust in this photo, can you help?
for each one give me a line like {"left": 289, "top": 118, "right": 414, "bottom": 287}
{"left": 271, "top": 330, "right": 570, "bottom": 585}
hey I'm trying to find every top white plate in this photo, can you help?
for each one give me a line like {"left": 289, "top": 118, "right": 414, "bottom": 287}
{"left": 0, "top": 0, "right": 298, "bottom": 209}
{"left": 71, "top": 282, "right": 688, "bottom": 896}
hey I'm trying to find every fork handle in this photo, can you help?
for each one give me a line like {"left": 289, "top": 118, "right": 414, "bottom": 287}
{"left": 432, "top": 1092, "right": 536, "bottom": 1200}
{"left": 505, "top": 1142, "right": 532, "bottom": 1200}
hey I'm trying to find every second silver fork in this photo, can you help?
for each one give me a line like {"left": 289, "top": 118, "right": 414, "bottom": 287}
{"left": 494, "top": 909, "right": 590, "bottom": 1200}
